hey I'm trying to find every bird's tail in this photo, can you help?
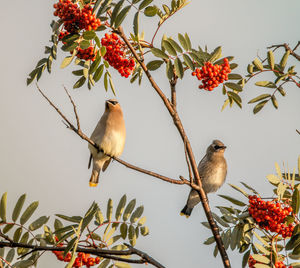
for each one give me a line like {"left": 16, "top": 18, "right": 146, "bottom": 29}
{"left": 180, "top": 205, "right": 193, "bottom": 218}
{"left": 89, "top": 169, "right": 100, "bottom": 187}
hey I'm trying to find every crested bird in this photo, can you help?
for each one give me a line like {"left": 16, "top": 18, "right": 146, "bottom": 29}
{"left": 88, "top": 99, "right": 126, "bottom": 187}
{"left": 180, "top": 140, "right": 227, "bottom": 217}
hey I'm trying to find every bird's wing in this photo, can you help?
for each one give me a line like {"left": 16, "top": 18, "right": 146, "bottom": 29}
{"left": 102, "top": 158, "right": 111, "bottom": 172}
{"left": 88, "top": 154, "right": 93, "bottom": 169}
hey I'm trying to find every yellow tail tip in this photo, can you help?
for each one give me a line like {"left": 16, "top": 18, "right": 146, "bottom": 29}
{"left": 180, "top": 212, "right": 189, "bottom": 218}
{"left": 89, "top": 182, "right": 98, "bottom": 187}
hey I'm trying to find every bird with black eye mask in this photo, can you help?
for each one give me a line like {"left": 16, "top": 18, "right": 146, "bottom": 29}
{"left": 181, "top": 140, "right": 227, "bottom": 218}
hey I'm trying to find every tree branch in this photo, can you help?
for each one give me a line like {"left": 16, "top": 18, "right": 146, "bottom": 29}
{"left": 267, "top": 42, "right": 300, "bottom": 62}
{"left": 0, "top": 241, "right": 164, "bottom": 268}
{"left": 116, "top": 26, "right": 231, "bottom": 268}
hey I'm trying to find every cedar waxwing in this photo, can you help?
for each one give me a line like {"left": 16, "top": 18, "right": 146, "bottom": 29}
{"left": 180, "top": 140, "right": 227, "bottom": 217}
{"left": 88, "top": 99, "right": 126, "bottom": 187}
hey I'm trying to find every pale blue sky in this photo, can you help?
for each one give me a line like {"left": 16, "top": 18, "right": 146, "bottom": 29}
{"left": 1, "top": 0, "right": 299, "bottom": 267}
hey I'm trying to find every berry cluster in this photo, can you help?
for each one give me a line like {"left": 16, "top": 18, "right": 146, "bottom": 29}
{"left": 191, "top": 58, "right": 231, "bottom": 91}
{"left": 101, "top": 33, "right": 135, "bottom": 78}
{"left": 52, "top": 238, "right": 101, "bottom": 267}
{"left": 248, "top": 195, "right": 295, "bottom": 238}
{"left": 53, "top": 0, "right": 101, "bottom": 33}
{"left": 59, "top": 30, "right": 70, "bottom": 41}
{"left": 248, "top": 256, "right": 291, "bottom": 268}
{"left": 73, "top": 46, "right": 97, "bottom": 61}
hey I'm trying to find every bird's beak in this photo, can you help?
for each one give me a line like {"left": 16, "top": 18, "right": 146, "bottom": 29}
{"left": 221, "top": 146, "right": 227, "bottom": 150}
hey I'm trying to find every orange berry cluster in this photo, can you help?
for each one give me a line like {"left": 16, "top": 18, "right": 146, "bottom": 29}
{"left": 191, "top": 58, "right": 231, "bottom": 91}
{"left": 248, "top": 195, "right": 295, "bottom": 238}
{"left": 53, "top": 0, "right": 101, "bottom": 34}
{"left": 59, "top": 30, "right": 70, "bottom": 41}
{"left": 101, "top": 33, "right": 135, "bottom": 78}
{"left": 52, "top": 238, "right": 101, "bottom": 267}
{"left": 74, "top": 46, "right": 97, "bottom": 61}
{"left": 248, "top": 256, "right": 291, "bottom": 268}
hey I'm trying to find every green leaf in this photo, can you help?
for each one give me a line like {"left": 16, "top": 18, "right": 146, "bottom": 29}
{"left": 107, "top": 198, "right": 113, "bottom": 221}
{"left": 95, "top": 208, "right": 104, "bottom": 225}
{"left": 267, "top": 50, "right": 275, "bottom": 69}
{"left": 100, "top": 46, "right": 107, "bottom": 57}
{"left": 123, "top": 199, "right": 136, "bottom": 221}
{"left": 228, "top": 184, "right": 248, "bottom": 197}
{"left": 242, "top": 250, "right": 250, "bottom": 268}
{"left": 20, "top": 201, "right": 39, "bottom": 225}
{"left": 0, "top": 192, "right": 7, "bottom": 222}
{"left": 168, "top": 38, "right": 182, "bottom": 53}
{"left": 82, "top": 203, "right": 98, "bottom": 231}
{"left": 203, "top": 236, "right": 215, "bottom": 245}
{"left": 128, "top": 225, "right": 136, "bottom": 246}
{"left": 3, "top": 224, "right": 13, "bottom": 234}
{"left": 146, "top": 60, "right": 164, "bottom": 71}
{"left": 248, "top": 94, "right": 271, "bottom": 104}
{"left": 60, "top": 56, "right": 74, "bottom": 69}
{"left": 252, "top": 254, "right": 270, "bottom": 264}
{"left": 254, "top": 243, "right": 270, "bottom": 255}
{"left": 139, "top": 0, "right": 153, "bottom": 10}
{"left": 189, "top": 52, "right": 203, "bottom": 65}
{"left": 6, "top": 248, "right": 15, "bottom": 263}
{"left": 292, "top": 188, "right": 300, "bottom": 215}
{"left": 230, "top": 226, "right": 238, "bottom": 250}
{"left": 212, "top": 212, "right": 229, "bottom": 227}
{"left": 144, "top": 5, "right": 157, "bottom": 16}
{"left": 93, "top": 64, "right": 104, "bottom": 82}
{"left": 80, "top": 40, "right": 90, "bottom": 50}
{"left": 55, "top": 214, "right": 82, "bottom": 223}
{"left": 111, "top": 1, "right": 125, "bottom": 25}
{"left": 115, "top": 195, "right": 127, "bottom": 221}
{"left": 182, "top": 54, "right": 194, "bottom": 70}
{"left": 174, "top": 58, "right": 184, "bottom": 79}
{"left": 184, "top": 33, "right": 192, "bottom": 51}
{"left": 280, "top": 51, "right": 290, "bottom": 69}
{"left": 115, "top": 262, "right": 131, "bottom": 268}
{"left": 228, "top": 73, "right": 243, "bottom": 80}
{"left": 73, "top": 76, "right": 86, "bottom": 89}
{"left": 227, "top": 91, "right": 242, "bottom": 108}
{"left": 114, "top": 5, "right": 131, "bottom": 28}
{"left": 247, "top": 64, "right": 254, "bottom": 74}
{"left": 120, "top": 223, "right": 127, "bottom": 239}
{"left": 162, "top": 40, "right": 177, "bottom": 56}
{"left": 253, "top": 100, "right": 268, "bottom": 114}
{"left": 271, "top": 95, "right": 278, "bottom": 109}
{"left": 255, "top": 81, "right": 276, "bottom": 88}
{"left": 253, "top": 231, "right": 270, "bottom": 248}
{"left": 209, "top": 46, "right": 222, "bottom": 62}
{"left": 13, "top": 227, "right": 22, "bottom": 242}
{"left": 230, "top": 63, "right": 238, "bottom": 70}
{"left": 17, "top": 232, "right": 29, "bottom": 255}
{"left": 29, "top": 216, "right": 49, "bottom": 231}
{"left": 292, "top": 244, "right": 300, "bottom": 255}
{"left": 224, "top": 82, "right": 243, "bottom": 92}
{"left": 83, "top": 31, "right": 96, "bottom": 40}
{"left": 252, "top": 58, "right": 264, "bottom": 71}
{"left": 109, "top": 77, "right": 116, "bottom": 95}
{"left": 130, "top": 206, "right": 144, "bottom": 223}
{"left": 98, "top": 259, "right": 111, "bottom": 268}
{"left": 166, "top": 60, "right": 173, "bottom": 80}
{"left": 140, "top": 226, "right": 149, "bottom": 236}
{"left": 218, "top": 195, "right": 246, "bottom": 206}
{"left": 178, "top": 33, "right": 188, "bottom": 51}
{"left": 133, "top": 12, "right": 139, "bottom": 35}
{"left": 151, "top": 48, "right": 169, "bottom": 59}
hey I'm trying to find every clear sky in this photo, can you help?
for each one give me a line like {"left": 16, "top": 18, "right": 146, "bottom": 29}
{"left": 1, "top": 0, "right": 299, "bottom": 267}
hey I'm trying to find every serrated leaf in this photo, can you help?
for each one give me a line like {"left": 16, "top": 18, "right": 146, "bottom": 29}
{"left": 123, "top": 199, "right": 136, "bottom": 221}
{"left": 178, "top": 33, "right": 188, "bottom": 50}
{"left": 248, "top": 94, "right": 271, "bottom": 104}
{"left": 182, "top": 54, "right": 194, "bottom": 70}
{"left": 115, "top": 195, "right": 127, "bottom": 221}
{"left": 168, "top": 38, "right": 182, "bottom": 53}
{"left": 253, "top": 58, "right": 264, "bottom": 71}
{"left": 253, "top": 100, "right": 268, "bottom": 114}
{"left": 225, "top": 82, "right": 243, "bottom": 92}
{"left": 106, "top": 198, "right": 113, "bottom": 221}
{"left": 162, "top": 40, "right": 177, "bottom": 56}
{"left": 139, "top": 0, "right": 153, "bottom": 10}
{"left": 255, "top": 81, "right": 276, "bottom": 88}
{"left": 267, "top": 50, "right": 275, "bottom": 69}
{"left": 280, "top": 51, "right": 290, "bottom": 69}
{"left": 151, "top": 48, "right": 169, "bottom": 59}
{"left": 20, "top": 201, "right": 38, "bottom": 225}
{"left": 144, "top": 5, "right": 157, "bottom": 16}
{"left": 292, "top": 188, "right": 300, "bottom": 214}
{"left": 209, "top": 46, "right": 222, "bottom": 62}
{"left": 146, "top": 60, "right": 164, "bottom": 71}
{"left": 218, "top": 195, "right": 246, "bottom": 206}
{"left": 29, "top": 216, "right": 49, "bottom": 231}
{"left": 73, "top": 76, "right": 86, "bottom": 89}
{"left": 0, "top": 192, "right": 7, "bottom": 222}
{"left": 174, "top": 57, "right": 183, "bottom": 79}
{"left": 114, "top": 5, "right": 131, "bottom": 28}
{"left": 130, "top": 206, "right": 144, "bottom": 223}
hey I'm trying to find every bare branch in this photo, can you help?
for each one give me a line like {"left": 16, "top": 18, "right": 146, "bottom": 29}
{"left": 63, "top": 85, "right": 80, "bottom": 130}
{"left": 267, "top": 42, "right": 300, "bottom": 62}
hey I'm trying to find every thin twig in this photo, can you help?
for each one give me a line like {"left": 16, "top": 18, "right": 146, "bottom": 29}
{"left": 267, "top": 42, "right": 300, "bottom": 62}
{"left": 183, "top": 140, "right": 193, "bottom": 183}
{"left": 63, "top": 85, "right": 80, "bottom": 129}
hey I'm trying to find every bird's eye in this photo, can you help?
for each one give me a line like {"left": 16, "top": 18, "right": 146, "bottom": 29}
{"left": 214, "top": 145, "right": 221, "bottom": 150}
{"left": 109, "top": 100, "right": 118, "bottom": 105}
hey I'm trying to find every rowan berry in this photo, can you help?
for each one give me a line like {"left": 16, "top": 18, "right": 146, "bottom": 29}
{"left": 192, "top": 58, "right": 231, "bottom": 91}
{"left": 101, "top": 33, "right": 135, "bottom": 78}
